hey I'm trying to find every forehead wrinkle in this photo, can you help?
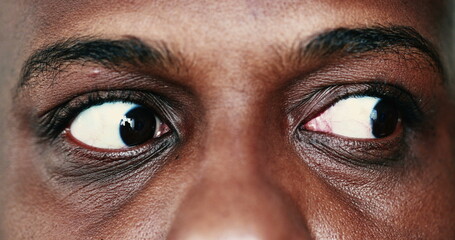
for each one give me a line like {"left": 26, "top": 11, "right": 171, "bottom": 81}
{"left": 21, "top": 0, "right": 446, "bottom": 54}
{"left": 25, "top": 0, "right": 168, "bottom": 40}
{"left": 26, "top": 0, "right": 443, "bottom": 35}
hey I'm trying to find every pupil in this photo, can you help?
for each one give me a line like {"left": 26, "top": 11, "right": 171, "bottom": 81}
{"left": 119, "top": 106, "right": 156, "bottom": 146}
{"left": 370, "top": 99, "right": 399, "bottom": 138}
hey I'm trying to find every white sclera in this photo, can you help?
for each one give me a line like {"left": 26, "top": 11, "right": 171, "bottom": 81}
{"left": 70, "top": 102, "right": 139, "bottom": 149}
{"left": 305, "top": 96, "right": 380, "bottom": 139}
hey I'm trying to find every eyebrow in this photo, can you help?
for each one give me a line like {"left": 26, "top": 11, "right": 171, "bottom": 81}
{"left": 296, "top": 25, "right": 443, "bottom": 73}
{"left": 18, "top": 26, "right": 443, "bottom": 89}
{"left": 19, "top": 36, "right": 179, "bottom": 87}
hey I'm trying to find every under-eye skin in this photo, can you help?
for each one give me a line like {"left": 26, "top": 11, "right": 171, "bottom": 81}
{"left": 294, "top": 82, "right": 423, "bottom": 167}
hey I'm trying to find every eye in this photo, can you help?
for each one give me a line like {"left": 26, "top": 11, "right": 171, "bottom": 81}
{"left": 304, "top": 96, "right": 401, "bottom": 139}
{"left": 68, "top": 101, "right": 170, "bottom": 149}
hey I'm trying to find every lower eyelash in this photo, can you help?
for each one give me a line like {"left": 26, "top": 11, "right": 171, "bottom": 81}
{"left": 296, "top": 121, "right": 407, "bottom": 167}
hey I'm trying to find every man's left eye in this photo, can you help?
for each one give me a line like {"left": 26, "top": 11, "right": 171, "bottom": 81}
{"left": 68, "top": 102, "right": 170, "bottom": 150}
{"left": 304, "top": 96, "right": 401, "bottom": 139}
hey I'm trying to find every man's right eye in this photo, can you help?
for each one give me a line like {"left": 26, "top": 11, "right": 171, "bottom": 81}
{"left": 68, "top": 101, "right": 170, "bottom": 150}
{"left": 33, "top": 90, "right": 181, "bottom": 183}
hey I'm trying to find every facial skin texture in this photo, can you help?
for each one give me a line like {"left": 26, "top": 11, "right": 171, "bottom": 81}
{"left": 1, "top": 0, "right": 455, "bottom": 239}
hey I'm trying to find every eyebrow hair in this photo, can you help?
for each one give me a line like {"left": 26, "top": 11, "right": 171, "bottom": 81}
{"left": 297, "top": 25, "right": 443, "bottom": 73}
{"left": 18, "top": 26, "right": 443, "bottom": 90}
{"left": 19, "top": 36, "right": 179, "bottom": 87}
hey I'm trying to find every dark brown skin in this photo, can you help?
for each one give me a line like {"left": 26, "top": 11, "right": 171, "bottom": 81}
{"left": 1, "top": 0, "right": 455, "bottom": 239}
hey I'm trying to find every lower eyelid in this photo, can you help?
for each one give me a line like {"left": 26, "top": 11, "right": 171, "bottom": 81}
{"left": 50, "top": 130, "right": 178, "bottom": 180}
{"left": 295, "top": 128, "right": 406, "bottom": 167}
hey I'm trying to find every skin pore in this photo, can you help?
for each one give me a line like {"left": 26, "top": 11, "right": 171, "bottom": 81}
{"left": 1, "top": 0, "right": 455, "bottom": 239}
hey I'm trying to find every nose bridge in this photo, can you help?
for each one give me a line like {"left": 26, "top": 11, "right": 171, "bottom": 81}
{"left": 204, "top": 96, "right": 263, "bottom": 172}
{"left": 195, "top": 89, "right": 275, "bottom": 186}
{"left": 167, "top": 93, "right": 312, "bottom": 239}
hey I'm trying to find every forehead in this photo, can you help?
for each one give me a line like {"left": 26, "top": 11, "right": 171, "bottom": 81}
{"left": 12, "top": 0, "right": 445, "bottom": 99}
{"left": 27, "top": 0, "right": 443, "bottom": 44}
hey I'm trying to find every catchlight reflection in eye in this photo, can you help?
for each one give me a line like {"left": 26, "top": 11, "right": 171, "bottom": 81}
{"left": 304, "top": 96, "right": 400, "bottom": 139}
{"left": 69, "top": 102, "right": 169, "bottom": 149}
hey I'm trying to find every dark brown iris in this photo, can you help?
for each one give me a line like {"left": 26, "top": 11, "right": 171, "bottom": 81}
{"left": 370, "top": 99, "right": 400, "bottom": 138}
{"left": 119, "top": 106, "right": 156, "bottom": 146}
